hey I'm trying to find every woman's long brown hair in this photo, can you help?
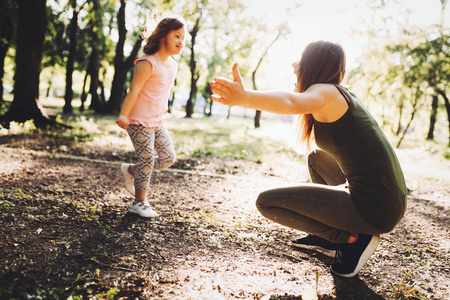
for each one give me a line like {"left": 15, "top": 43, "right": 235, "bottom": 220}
{"left": 294, "top": 41, "right": 346, "bottom": 150}
{"left": 143, "top": 17, "right": 185, "bottom": 55}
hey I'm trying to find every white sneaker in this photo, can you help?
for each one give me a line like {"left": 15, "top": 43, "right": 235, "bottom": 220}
{"left": 121, "top": 163, "right": 135, "bottom": 195}
{"left": 129, "top": 200, "right": 159, "bottom": 218}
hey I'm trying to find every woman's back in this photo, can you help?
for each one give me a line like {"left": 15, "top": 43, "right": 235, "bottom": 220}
{"left": 313, "top": 85, "right": 407, "bottom": 232}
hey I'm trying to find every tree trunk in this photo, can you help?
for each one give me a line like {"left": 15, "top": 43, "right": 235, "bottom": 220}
{"left": 436, "top": 89, "right": 450, "bottom": 147}
{"left": 168, "top": 78, "right": 177, "bottom": 113}
{"left": 186, "top": 17, "right": 201, "bottom": 118}
{"left": 396, "top": 90, "right": 421, "bottom": 148}
{"left": 252, "top": 31, "right": 281, "bottom": 128}
{"left": 395, "top": 100, "right": 404, "bottom": 136}
{"left": 396, "top": 110, "right": 416, "bottom": 148}
{"left": 108, "top": 0, "right": 143, "bottom": 113}
{"left": 426, "top": 92, "right": 439, "bottom": 140}
{"left": 87, "top": 21, "right": 102, "bottom": 112}
{"left": 0, "top": 1, "right": 15, "bottom": 103}
{"left": 0, "top": 0, "right": 52, "bottom": 128}
{"left": 63, "top": 2, "right": 79, "bottom": 114}
{"left": 79, "top": 71, "right": 88, "bottom": 112}
{"left": 254, "top": 110, "right": 261, "bottom": 128}
{"left": 252, "top": 71, "right": 262, "bottom": 128}
{"left": 207, "top": 99, "right": 212, "bottom": 117}
{"left": 84, "top": 0, "right": 106, "bottom": 113}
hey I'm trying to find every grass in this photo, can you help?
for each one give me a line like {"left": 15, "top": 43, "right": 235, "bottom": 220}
{"left": 1, "top": 188, "right": 31, "bottom": 200}
{"left": 3, "top": 96, "right": 450, "bottom": 173}
{"left": 390, "top": 270, "right": 428, "bottom": 299}
{"left": 3, "top": 98, "right": 450, "bottom": 201}
{"left": 2, "top": 95, "right": 305, "bottom": 167}
{"left": 166, "top": 112, "right": 302, "bottom": 164}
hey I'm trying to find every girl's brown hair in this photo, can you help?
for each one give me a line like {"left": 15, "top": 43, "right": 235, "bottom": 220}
{"left": 143, "top": 17, "right": 185, "bottom": 55}
{"left": 294, "top": 41, "right": 346, "bottom": 150}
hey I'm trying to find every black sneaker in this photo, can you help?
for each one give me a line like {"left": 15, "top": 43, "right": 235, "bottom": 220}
{"left": 291, "top": 234, "right": 343, "bottom": 257}
{"left": 331, "top": 234, "right": 380, "bottom": 278}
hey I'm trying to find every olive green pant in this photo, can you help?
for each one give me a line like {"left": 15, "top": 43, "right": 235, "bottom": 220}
{"left": 256, "top": 149, "right": 382, "bottom": 243}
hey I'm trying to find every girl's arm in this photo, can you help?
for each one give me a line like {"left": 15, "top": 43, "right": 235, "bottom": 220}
{"left": 210, "top": 63, "right": 328, "bottom": 115}
{"left": 116, "top": 61, "right": 152, "bottom": 129}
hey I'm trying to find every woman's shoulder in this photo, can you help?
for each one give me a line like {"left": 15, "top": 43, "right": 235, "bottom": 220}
{"left": 307, "top": 83, "right": 345, "bottom": 100}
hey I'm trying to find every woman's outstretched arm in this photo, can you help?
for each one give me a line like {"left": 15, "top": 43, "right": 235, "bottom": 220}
{"left": 210, "top": 63, "right": 327, "bottom": 115}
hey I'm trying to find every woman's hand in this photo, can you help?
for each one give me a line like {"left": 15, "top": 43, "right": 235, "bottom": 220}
{"left": 210, "top": 63, "right": 247, "bottom": 106}
{"left": 116, "top": 114, "right": 130, "bottom": 130}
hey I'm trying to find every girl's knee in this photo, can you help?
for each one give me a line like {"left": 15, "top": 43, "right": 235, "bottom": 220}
{"left": 163, "top": 155, "right": 176, "bottom": 169}
{"left": 168, "top": 155, "right": 176, "bottom": 167}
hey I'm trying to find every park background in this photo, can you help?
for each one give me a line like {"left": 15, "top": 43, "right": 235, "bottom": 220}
{"left": 0, "top": 0, "right": 449, "bottom": 299}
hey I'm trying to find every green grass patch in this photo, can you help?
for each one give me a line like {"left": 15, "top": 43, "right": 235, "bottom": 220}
{"left": 167, "top": 115, "right": 302, "bottom": 164}
{"left": 390, "top": 270, "right": 428, "bottom": 299}
{"left": 4, "top": 97, "right": 449, "bottom": 167}
{"left": 1, "top": 188, "right": 31, "bottom": 200}
{"left": 0, "top": 200, "right": 11, "bottom": 210}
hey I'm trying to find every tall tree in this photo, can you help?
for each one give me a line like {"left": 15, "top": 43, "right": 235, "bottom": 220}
{"left": 436, "top": 89, "right": 450, "bottom": 146}
{"left": 107, "top": 0, "right": 145, "bottom": 113}
{"left": 0, "top": 0, "right": 17, "bottom": 103}
{"left": 426, "top": 0, "right": 448, "bottom": 141}
{"left": 252, "top": 22, "right": 289, "bottom": 128}
{"left": 84, "top": 0, "right": 115, "bottom": 113}
{"left": 86, "top": 1, "right": 104, "bottom": 112}
{"left": 424, "top": 34, "right": 450, "bottom": 142}
{"left": 0, "top": 0, "right": 52, "bottom": 127}
{"left": 42, "top": 4, "right": 68, "bottom": 101}
{"left": 198, "top": 0, "right": 251, "bottom": 117}
{"left": 63, "top": 0, "right": 83, "bottom": 113}
{"left": 183, "top": 0, "right": 205, "bottom": 118}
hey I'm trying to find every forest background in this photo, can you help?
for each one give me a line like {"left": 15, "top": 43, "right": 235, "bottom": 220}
{"left": 0, "top": 0, "right": 449, "bottom": 147}
{"left": 0, "top": 0, "right": 449, "bottom": 299}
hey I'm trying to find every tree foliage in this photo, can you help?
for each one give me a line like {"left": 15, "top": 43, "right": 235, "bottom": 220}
{"left": 348, "top": 0, "right": 449, "bottom": 148}
{"left": 0, "top": 0, "right": 449, "bottom": 148}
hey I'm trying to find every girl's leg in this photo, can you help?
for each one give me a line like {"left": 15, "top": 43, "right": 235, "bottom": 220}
{"left": 128, "top": 124, "right": 175, "bottom": 175}
{"left": 125, "top": 125, "right": 159, "bottom": 217}
{"left": 153, "top": 124, "right": 176, "bottom": 170}
{"left": 126, "top": 125, "right": 156, "bottom": 199}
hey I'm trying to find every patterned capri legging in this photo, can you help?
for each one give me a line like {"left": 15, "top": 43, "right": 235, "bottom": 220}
{"left": 126, "top": 123, "right": 176, "bottom": 191}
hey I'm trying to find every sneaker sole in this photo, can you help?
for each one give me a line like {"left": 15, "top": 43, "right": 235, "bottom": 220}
{"left": 129, "top": 208, "right": 158, "bottom": 218}
{"left": 291, "top": 242, "right": 337, "bottom": 257}
{"left": 331, "top": 235, "right": 380, "bottom": 278}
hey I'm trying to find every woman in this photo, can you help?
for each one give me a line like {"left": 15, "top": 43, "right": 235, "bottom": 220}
{"left": 210, "top": 41, "right": 407, "bottom": 277}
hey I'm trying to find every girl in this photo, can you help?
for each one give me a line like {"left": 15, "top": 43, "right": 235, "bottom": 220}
{"left": 116, "top": 17, "right": 186, "bottom": 218}
{"left": 210, "top": 41, "right": 407, "bottom": 278}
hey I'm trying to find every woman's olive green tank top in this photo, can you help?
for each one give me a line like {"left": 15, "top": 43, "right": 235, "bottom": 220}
{"left": 313, "top": 85, "right": 407, "bottom": 232}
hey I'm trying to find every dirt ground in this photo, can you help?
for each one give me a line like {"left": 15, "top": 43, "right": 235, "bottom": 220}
{"left": 0, "top": 134, "right": 449, "bottom": 299}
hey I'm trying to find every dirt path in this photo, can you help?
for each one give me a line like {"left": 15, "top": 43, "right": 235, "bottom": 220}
{"left": 1, "top": 144, "right": 449, "bottom": 299}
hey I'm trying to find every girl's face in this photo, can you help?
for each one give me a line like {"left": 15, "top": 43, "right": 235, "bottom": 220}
{"left": 162, "top": 27, "right": 186, "bottom": 56}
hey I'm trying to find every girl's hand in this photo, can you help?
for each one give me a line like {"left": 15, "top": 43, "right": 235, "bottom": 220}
{"left": 210, "top": 63, "right": 247, "bottom": 106}
{"left": 116, "top": 114, "right": 130, "bottom": 129}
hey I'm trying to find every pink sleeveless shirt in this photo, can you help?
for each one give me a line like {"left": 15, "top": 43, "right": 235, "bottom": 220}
{"left": 128, "top": 53, "right": 178, "bottom": 127}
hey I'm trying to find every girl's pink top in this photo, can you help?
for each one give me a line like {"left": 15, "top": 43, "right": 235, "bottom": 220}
{"left": 128, "top": 53, "right": 178, "bottom": 127}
